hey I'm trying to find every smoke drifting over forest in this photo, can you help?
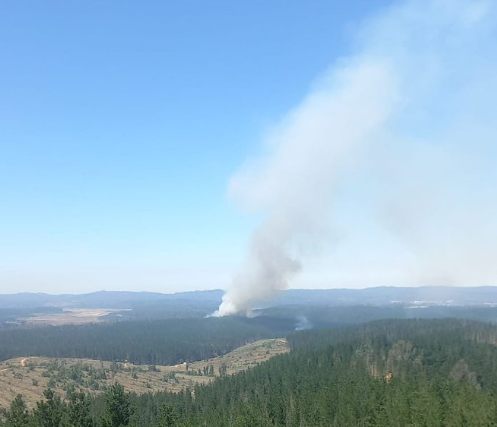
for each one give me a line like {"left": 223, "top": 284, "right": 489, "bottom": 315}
{"left": 215, "top": 0, "right": 497, "bottom": 316}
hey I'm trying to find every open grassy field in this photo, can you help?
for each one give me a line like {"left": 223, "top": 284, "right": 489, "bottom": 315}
{"left": 0, "top": 338, "right": 289, "bottom": 409}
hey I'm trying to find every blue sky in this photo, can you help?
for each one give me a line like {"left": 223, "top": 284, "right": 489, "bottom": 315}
{"left": 0, "top": 0, "right": 387, "bottom": 293}
{"left": 1, "top": 0, "right": 496, "bottom": 295}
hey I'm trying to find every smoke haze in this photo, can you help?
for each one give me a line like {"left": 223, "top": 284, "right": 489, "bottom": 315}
{"left": 215, "top": 0, "right": 497, "bottom": 316}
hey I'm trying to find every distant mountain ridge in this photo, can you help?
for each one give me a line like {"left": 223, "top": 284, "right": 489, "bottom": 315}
{"left": 267, "top": 286, "right": 497, "bottom": 307}
{"left": 0, "top": 290, "right": 224, "bottom": 309}
{"left": 1, "top": 286, "right": 497, "bottom": 309}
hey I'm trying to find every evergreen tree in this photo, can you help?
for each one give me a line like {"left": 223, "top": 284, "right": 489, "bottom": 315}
{"left": 33, "top": 389, "right": 63, "bottom": 427}
{"left": 5, "top": 395, "right": 29, "bottom": 427}
{"left": 67, "top": 391, "right": 92, "bottom": 427}
{"left": 101, "top": 383, "right": 134, "bottom": 427}
{"left": 155, "top": 405, "right": 178, "bottom": 427}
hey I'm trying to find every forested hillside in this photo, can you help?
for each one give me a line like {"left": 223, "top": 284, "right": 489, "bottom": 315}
{"left": 0, "top": 318, "right": 280, "bottom": 365}
{"left": 140, "top": 319, "right": 497, "bottom": 426}
{"left": 3, "top": 319, "right": 497, "bottom": 426}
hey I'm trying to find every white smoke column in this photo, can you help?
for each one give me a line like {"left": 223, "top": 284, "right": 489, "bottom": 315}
{"left": 215, "top": 0, "right": 497, "bottom": 316}
{"left": 214, "top": 60, "right": 401, "bottom": 316}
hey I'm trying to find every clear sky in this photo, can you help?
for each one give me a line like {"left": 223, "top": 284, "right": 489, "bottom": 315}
{"left": 1, "top": 0, "right": 496, "bottom": 295}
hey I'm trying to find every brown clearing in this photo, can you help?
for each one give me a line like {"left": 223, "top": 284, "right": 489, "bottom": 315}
{"left": 0, "top": 338, "right": 289, "bottom": 409}
{"left": 17, "top": 308, "right": 127, "bottom": 326}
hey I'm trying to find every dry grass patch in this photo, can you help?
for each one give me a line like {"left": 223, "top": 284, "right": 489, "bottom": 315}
{"left": 17, "top": 308, "right": 127, "bottom": 326}
{"left": 0, "top": 338, "right": 289, "bottom": 409}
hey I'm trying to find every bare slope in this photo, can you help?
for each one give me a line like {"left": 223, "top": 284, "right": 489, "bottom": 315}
{"left": 0, "top": 338, "right": 288, "bottom": 408}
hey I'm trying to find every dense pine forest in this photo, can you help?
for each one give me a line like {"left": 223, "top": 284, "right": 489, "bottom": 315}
{"left": 0, "top": 318, "right": 281, "bottom": 365}
{"left": 3, "top": 318, "right": 497, "bottom": 426}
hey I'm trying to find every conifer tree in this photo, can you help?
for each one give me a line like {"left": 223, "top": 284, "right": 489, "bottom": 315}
{"left": 33, "top": 389, "right": 63, "bottom": 427}
{"left": 67, "top": 391, "right": 92, "bottom": 427}
{"left": 5, "top": 395, "right": 29, "bottom": 427}
{"left": 101, "top": 383, "right": 134, "bottom": 427}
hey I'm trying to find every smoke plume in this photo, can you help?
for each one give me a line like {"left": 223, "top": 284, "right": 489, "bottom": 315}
{"left": 295, "top": 316, "right": 313, "bottom": 331}
{"left": 215, "top": 0, "right": 497, "bottom": 316}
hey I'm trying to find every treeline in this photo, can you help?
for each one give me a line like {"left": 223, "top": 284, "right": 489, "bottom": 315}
{"left": 288, "top": 317, "right": 497, "bottom": 351}
{"left": 259, "top": 304, "right": 497, "bottom": 327}
{"left": 0, "top": 318, "right": 279, "bottom": 365}
{"left": 4, "top": 319, "right": 497, "bottom": 426}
